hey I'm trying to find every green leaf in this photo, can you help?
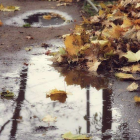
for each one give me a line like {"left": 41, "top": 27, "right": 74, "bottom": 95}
{"left": 0, "top": 91, "right": 14, "bottom": 97}
{"left": 23, "top": 23, "right": 31, "bottom": 28}
{"left": 62, "top": 132, "right": 91, "bottom": 140}
{"left": 123, "top": 50, "right": 140, "bottom": 62}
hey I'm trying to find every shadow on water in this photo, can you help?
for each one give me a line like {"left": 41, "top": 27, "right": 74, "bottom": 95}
{"left": 10, "top": 67, "right": 28, "bottom": 139}
{"left": 24, "top": 13, "right": 65, "bottom": 26}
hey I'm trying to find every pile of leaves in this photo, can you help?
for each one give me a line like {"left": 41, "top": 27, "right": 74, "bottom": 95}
{"left": 51, "top": 0, "right": 140, "bottom": 76}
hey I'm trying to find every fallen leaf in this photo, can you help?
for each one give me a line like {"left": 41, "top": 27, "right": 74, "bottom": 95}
{"left": 91, "top": 40, "right": 109, "bottom": 49}
{"left": 25, "top": 47, "right": 32, "bottom": 51}
{"left": 0, "top": 4, "right": 20, "bottom": 11}
{"left": 64, "top": 34, "right": 84, "bottom": 56}
{"left": 45, "top": 50, "right": 51, "bottom": 55}
{"left": 57, "top": 3, "right": 71, "bottom": 7}
{"left": 43, "top": 15, "right": 52, "bottom": 20}
{"left": 121, "top": 18, "right": 133, "bottom": 28}
{"left": 0, "top": 20, "right": 3, "bottom": 26}
{"left": 119, "top": 64, "right": 140, "bottom": 73}
{"left": 26, "top": 36, "right": 33, "bottom": 40}
{"left": 123, "top": 50, "right": 140, "bottom": 62}
{"left": 115, "top": 72, "right": 137, "bottom": 80}
{"left": 87, "top": 61, "right": 101, "bottom": 71}
{"left": 46, "top": 89, "right": 70, "bottom": 103}
{"left": 62, "top": 132, "right": 91, "bottom": 140}
{"left": 127, "top": 82, "right": 138, "bottom": 91}
{"left": 134, "top": 96, "right": 140, "bottom": 103}
{"left": 42, "top": 115, "right": 57, "bottom": 122}
{"left": 0, "top": 90, "right": 14, "bottom": 97}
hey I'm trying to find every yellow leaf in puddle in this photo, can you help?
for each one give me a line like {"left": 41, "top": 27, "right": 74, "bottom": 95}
{"left": 123, "top": 50, "right": 140, "bottom": 62}
{"left": 134, "top": 96, "right": 140, "bottom": 103}
{"left": 43, "top": 15, "right": 52, "bottom": 20}
{"left": 42, "top": 115, "right": 57, "bottom": 122}
{"left": 47, "top": 89, "right": 70, "bottom": 103}
{"left": 62, "top": 132, "right": 91, "bottom": 139}
{"left": 127, "top": 82, "right": 138, "bottom": 91}
{"left": 115, "top": 73, "right": 137, "bottom": 80}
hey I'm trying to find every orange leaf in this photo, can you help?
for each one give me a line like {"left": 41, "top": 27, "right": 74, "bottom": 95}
{"left": 133, "top": 19, "right": 140, "bottom": 25}
{"left": 0, "top": 20, "right": 3, "bottom": 26}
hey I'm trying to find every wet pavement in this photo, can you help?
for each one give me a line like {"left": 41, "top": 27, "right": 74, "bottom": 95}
{"left": 0, "top": 0, "right": 140, "bottom": 140}
{"left": 0, "top": 39, "right": 140, "bottom": 140}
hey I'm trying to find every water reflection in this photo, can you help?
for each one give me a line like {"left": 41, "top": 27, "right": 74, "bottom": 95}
{"left": 102, "top": 89, "right": 112, "bottom": 139}
{"left": 53, "top": 66, "right": 108, "bottom": 90}
{"left": 10, "top": 67, "right": 28, "bottom": 139}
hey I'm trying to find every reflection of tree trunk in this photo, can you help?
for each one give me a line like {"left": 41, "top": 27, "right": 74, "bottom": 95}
{"left": 10, "top": 67, "right": 28, "bottom": 139}
{"left": 102, "top": 89, "right": 112, "bottom": 139}
{"left": 86, "top": 85, "right": 90, "bottom": 133}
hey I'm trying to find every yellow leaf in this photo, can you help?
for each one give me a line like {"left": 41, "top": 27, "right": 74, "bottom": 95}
{"left": 123, "top": 50, "right": 140, "bottom": 62}
{"left": 87, "top": 61, "right": 101, "bottom": 72}
{"left": 119, "top": 64, "right": 140, "bottom": 73}
{"left": 46, "top": 89, "right": 71, "bottom": 103}
{"left": 42, "top": 115, "right": 57, "bottom": 122}
{"left": 100, "top": 2, "right": 107, "bottom": 9}
{"left": 43, "top": 15, "right": 52, "bottom": 20}
{"left": 99, "top": 9, "right": 104, "bottom": 16}
{"left": 64, "top": 34, "right": 84, "bottom": 56}
{"left": 62, "top": 132, "right": 91, "bottom": 139}
{"left": 115, "top": 72, "right": 137, "bottom": 80}
{"left": 82, "top": 16, "right": 91, "bottom": 24}
{"left": 91, "top": 40, "right": 109, "bottom": 49}
{"left": 127, "top": 82, "right": 138, "bottom": 91}
{"left": 0, "top": 4, "right": 20, "bottom": 11}
{"left": 134, "top": 96, "right": 140, "bottom": 103}
{"left": 121, "top": 18, "right": 133, "bottom": 28}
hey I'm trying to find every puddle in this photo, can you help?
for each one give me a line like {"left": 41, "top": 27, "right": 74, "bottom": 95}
{"left": 4, "top": 10, "right": 73, "bottom": 27}
{"left": 0, "top": 40, "right": 140, "bottom": 139}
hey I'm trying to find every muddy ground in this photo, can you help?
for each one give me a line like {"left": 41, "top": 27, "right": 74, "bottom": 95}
{"left": 0, "top": 0, "right": 140, "bottom": 140}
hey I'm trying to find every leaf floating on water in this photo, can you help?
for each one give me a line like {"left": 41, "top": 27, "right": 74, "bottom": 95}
{"left": 134, "top": 96, "right": 140, "bottom": 103}
{"left": 62, "top": 132, "right": 91, "bottom": 140}
{"left": 127, "top": 82, "right": 138, "bottom": 91}
{"left": 43, "top": 15, "right": 52, "bottom": 20}
{"left": 115, "top": 72, "right": 137, "bottom": 80}
{"left": 0, "top": 90, "right": 14, "bottom": 97}
{"left": 46, "top": 89, "right": 71, "bottom": 103}
{"left": 42, "top": 115, "right": 57, "bottom": 122}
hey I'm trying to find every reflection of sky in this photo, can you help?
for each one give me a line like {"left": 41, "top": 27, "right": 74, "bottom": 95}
{"left": 0, "top": 42, "right": 122, "bottom": 140}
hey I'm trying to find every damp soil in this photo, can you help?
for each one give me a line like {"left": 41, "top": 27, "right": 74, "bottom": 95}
{"left": 0, "top": 40, "right": 140, "bottom": 140}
